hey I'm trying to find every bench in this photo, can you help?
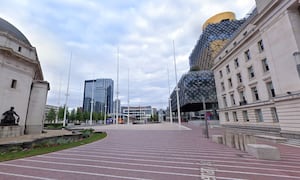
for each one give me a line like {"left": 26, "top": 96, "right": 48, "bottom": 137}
{"left": 247, "top": 144, "right": 280, "bottom": 160}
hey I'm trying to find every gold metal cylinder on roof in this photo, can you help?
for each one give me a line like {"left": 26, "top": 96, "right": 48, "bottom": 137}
{"left": 202, "top": 12, "right": 236, "bottom": 30}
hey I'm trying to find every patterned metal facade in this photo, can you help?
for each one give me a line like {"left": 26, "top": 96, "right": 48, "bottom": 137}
{"left": 170, "top": 15, "right": 246, "bottom": 112}
{"left": 171, "top": 71, "right": 217, "bottom": 112}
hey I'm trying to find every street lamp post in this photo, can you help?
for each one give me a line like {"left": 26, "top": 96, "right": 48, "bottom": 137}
{"left": 202, "top": 95, "right": 209, "bottom": 138}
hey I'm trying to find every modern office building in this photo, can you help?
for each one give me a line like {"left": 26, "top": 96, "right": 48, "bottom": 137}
{"left": 83, "top": 79, "right": 114, "bottom": 114}
{"left": 44, "top": 104, "right": 59, "bottom": 118}
{"left": 0, "top": 17, "right": 49, "bottom": 137}
{"left": 212, "top": 0, "right": 300, "bottom": 148}
{"left": 113, "top": 99, "right": 121, "bottom": 114}
{"left": 121, "top": 106, "right": 153, "bottom": 123}
{"left": 170, "top": 12, "right": 245, "bottom": 116}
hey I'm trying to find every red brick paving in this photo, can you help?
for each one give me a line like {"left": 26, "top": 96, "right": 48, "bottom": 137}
{"left": 0, "top": 122, "right": 300, "bottom": 180}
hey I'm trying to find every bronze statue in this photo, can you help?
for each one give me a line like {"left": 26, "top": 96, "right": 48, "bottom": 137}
{"left": 1, "top": 107, "right": 19, "bottom": 126}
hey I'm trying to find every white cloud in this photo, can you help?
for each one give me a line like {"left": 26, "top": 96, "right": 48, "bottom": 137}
{"left": 0, "top": 0, "right": 256, "bottom": 109}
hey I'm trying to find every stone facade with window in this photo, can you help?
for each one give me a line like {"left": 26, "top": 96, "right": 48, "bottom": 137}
{"left": 0, "top": 17, "right": 49, "bottom": 137}
{"left": 212, "top": 0, "right": 300, "bottom": 145}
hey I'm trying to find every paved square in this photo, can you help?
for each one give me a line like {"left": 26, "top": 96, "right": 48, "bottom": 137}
{"left": 0, "top": 122, "right": 299, "bottom": 179}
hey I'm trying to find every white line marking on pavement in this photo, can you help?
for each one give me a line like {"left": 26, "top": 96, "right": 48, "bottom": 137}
{"left": 217, "top": 169, "right": 300, "bottom": 179}
{"left": 18, "top": 159, "right": 201, "bottom": 178}
{"left": 83, "top": 145, "right": 238, "bottom": 155}
{"left": 35, "top": 155, "right": 199, "bottom": 170}
{"left": 71, "top": 147, "right": 251, "bottom": 159}
{"left": 214, "top": 163, "right": 300, "bottom": 174}
{"left": 196, "top": 158, "right": 300, "bottom": 170}
{"left": 50, "top": 151, "right": 300, "bottom": 169}
{"left": 216, "top": 177, "right": 248, "bottom": 180}
{"left": 0, "top": 163, "right": 151, "bottom": 180}
{"left": 60, "top": 149, "right": 297, "bottom": 165}
{"left": 47, "top": 152, "right": 197, "bottom": 165}
{"left": 0, "top": 171, "right": 55, "bottom": 180}
{"left": 19, "top": 158, "right": 249, "bottom": 180}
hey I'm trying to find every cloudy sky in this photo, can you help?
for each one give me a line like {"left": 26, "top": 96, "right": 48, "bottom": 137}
{"left": 0, "top": 0, "right": 255, "bottom": 110}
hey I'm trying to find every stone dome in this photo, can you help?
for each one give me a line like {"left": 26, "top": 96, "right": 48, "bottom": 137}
{"left": 0, "top": 17, "right": 31, "bottom": 46}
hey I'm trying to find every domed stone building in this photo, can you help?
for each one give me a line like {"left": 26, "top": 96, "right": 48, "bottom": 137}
{"left": 0, "top": 17, "right": 49, "bottom": 137}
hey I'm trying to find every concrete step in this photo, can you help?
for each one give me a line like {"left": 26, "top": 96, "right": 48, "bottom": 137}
{"left": 281, "top": 139, "right": 300, "bottom": 147}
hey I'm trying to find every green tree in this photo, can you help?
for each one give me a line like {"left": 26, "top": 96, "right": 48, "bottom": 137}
{"left": 99, "top": 112, "right": 104, "bottom": 120}
{"left": 150, "top": 114, "right": 158, "bottom": 122}
{"left": 83, "top": 111, "right": 89, "bottom": 121}
{"left": 69, "top": 109, "right": 76, "bottom": 122}
{"left": 46, "top": 108, "right": 56, "bottom": 123}
{"left": 58, "top": 106, "right": 65, "bottom": 120}
{"left": 76, "top": 108, "right": 84, "bottom": 122}
{"left": 93, "top": 112, "right": 98, "bottom": 120}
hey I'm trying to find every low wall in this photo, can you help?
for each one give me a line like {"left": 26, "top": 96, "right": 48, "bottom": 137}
{"left": 0, "top": 126, "right": 22, "bottom": 138}
{"left": 0, "top": 133, "right": 84, "bottom": 153}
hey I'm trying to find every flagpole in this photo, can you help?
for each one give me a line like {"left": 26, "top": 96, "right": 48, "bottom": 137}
{"left": 55, "top": 75, "right": 62, "bottom": 123}
{"left": 173, "top": 40, "right": 181, "bottom": 126}
{"left": 127, "top": 68, "right": 130, "bottom": 125}
{"left": 116, "top": 47, "right": 119, "bottom": 125}
{"left": 63, "top": 52, "right": 72, "bottom": 127}
{"left": 167, "top": 68, "right": 173, "bottom": 123}
{"left": 89, "top": 77, "right": 94, "bottom": 125}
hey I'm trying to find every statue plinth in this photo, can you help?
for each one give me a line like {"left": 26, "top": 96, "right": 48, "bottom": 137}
{"left": 0, "top": 126, "right": 22, "bottom": 138}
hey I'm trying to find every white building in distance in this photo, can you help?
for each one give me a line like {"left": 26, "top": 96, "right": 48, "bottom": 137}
{"left": 212, "top": 0, "right": 300, "bottom": 148}
{"left": 121, "top": 106, "right": 153, "bottom": 123}
{"left": 0, "top": 17, "right": 49, "bottom": 137}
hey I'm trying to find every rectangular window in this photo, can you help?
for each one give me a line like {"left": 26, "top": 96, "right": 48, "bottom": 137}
{"left": 225, "top": 112, "right": 229, "bottom": 122}
{"left": 221, "top": 82, "right": 225, "bottom": 91}
{"left": 251, "top": 86, "right": 259, "bottom": 101}
{"left": 255, "top": 109, "right": 264, "bottom": 122}
{"left": 244, "top": 49, "right": 251, "bottom": 60}
{"left": 237, "top": 73, "right": 242, "bottom": 83}
{"left": 248, "top": 66, "right": 255, "bottom": 79}
{"left": 11, "top": 79, "right": 17, "bottom": 89}
{"left": 258, "top": 40, "right": 264, "bottom": 52}
{"left": 239, "top": 90, "right": 246, "bottom": 105}
{"left": 262, "top": 58, "right": 269, "bottom": 72}
{"left": 271, "top": 107, "right": 279, "bottom": 123}
{"left": 234, "top": 58, "right": 239, "bottom": 68}
{"left": 230, "top": 94, "right": 236, "bottom": 105}
{"left": 223, "top": 96, "right": 228, "bottom": 108}
{"left": 226, "top": 65, "right": 231, "bottom": 74}
{"left": 243, "top": 110, "right": 249, "bottom": 122}
{"left": 228, "top": 78, "right": 232, "bottom": 88}
{"left": 219, "top": 70, "right": 223, "bottom": 78}
{"left": 266, "top": 81, "right": 275, "bottom": 98}
{"left": 233, "top": 112, "right": 238, "bottom": 122}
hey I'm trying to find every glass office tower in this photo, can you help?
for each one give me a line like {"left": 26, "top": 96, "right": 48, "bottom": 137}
{"left": 83, "top": 79, "right": 114, "bottom": 114}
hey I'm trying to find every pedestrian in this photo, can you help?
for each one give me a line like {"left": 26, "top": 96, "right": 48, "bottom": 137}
{"left": 206, "top": 111, "right": 212, "bottom": 120}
